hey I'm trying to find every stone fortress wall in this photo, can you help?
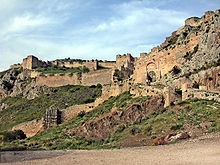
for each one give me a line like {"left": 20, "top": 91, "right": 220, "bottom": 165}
{"left": 49, "top": 60, "right": 98, "bottom": 70}
{"left": 9, "top": 10, "right": 220, "bottom": 137}
{"left": 116, "top": 53, "right": 135, "bottom": 69}
{"left": 11, "top": 56, "right": 117, "bottom": 71}
{"left": 10, "top": 52, "right": 137, "bottom": 88}
{"left": 9, "top": 10, "right": 220, "bottom": 90}
{"left": 8, "top": 10, "right": 220, "bottom": 100}
{"left": 35, "top": 69, "right": 113, "bottom": 87}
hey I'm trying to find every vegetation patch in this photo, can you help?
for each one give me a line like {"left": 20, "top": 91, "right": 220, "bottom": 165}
{"left": 35, "top": 66, "right": 90, "bottom": 74}
{"left": 171, "top": 66, "right": 181, "bottom": 75}
{"left": 97, "top": 65, "right": 110, "bottom": 70}
{"left": 0, "top": 85, "right": 102, "bottom": 131}
{"left": 0, "top": 94, "right": 219, "bottom": 150}
{"left": 0, "top": 130, "right": 26, "bottom": 142}
{"left": 113, "top": 69, "right": 125, "bottom": 81}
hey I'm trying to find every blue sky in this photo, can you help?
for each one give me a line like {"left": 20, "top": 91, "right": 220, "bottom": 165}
{"left": 0, "top": 0, "right": 219, "bottom": 71}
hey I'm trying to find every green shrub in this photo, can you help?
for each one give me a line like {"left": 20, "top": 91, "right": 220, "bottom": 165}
{"left": 130, "top": 126, "right": 141, "bottom": 135}
{"left": 170, "top": 123, "right": 183, "bottom": 131}
{"left": 115, "top": 125, "right": 126, "bottom": 133}
{"left": 0, "top": 130, "right": 26, "bottom": 142}
{"left": 171, "top": 66, "right": 181, "bottom": 75}
{"left": 184, "top": 104, "right": 192, "bottom": 110}
{"left": 97, "top": 83, "right": 102, "bottom": 88}
{"left": 82, "top": 66, "right": 90, "bottom": 73}
{"left": 192, "top": 81, "right": 199, "bottom": 89}
{"left": 77, "top": 111, "right": 86, "bottom": 118}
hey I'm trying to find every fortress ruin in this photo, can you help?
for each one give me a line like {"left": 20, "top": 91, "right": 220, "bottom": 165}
{"left": 8, "top": 9, "right": 220, "bottom": 106}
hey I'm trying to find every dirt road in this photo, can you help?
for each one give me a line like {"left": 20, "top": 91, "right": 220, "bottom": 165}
{"left": 1, "top": 133, "right": 220, "bottom": 165}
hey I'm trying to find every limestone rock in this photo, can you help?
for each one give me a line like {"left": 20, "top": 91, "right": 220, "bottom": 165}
{"left": 153, "top": 132, "right": 190, "bottom": 145}
{"left": 0, "top": 69, "right": 49, "bottom": 99}
{"left": 0, "top": 103, "right": 9, "bottom": 111}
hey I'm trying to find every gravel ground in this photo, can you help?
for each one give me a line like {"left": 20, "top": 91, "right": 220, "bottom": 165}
{"left": 1, "top": 133, "right": 220, "bottom": 165}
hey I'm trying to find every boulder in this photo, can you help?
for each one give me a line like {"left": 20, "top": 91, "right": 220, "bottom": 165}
{"left": 153, "top": 132, "right": 190, "bottom": 145}
{"left": 0, "top": 103, "right": 9, "bottom": 111}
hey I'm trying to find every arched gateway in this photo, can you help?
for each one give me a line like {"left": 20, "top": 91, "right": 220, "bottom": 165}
{"left": 146, "top": 62, "right": 157, "bottom": 82}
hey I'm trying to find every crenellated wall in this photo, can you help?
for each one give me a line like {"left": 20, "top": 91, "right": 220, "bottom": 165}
{"left": 13, "top": 55, "right": 118, "bottom": 71}
{"left": 116, "top": 53, "right": 134, "bottom": 70}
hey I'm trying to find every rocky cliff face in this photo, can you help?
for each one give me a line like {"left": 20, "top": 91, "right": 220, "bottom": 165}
{"left": 0, "top": 69, "right": 49, "bottom": 100}
{"left": 160, "top": 10, "right": 220, "bottom": 89}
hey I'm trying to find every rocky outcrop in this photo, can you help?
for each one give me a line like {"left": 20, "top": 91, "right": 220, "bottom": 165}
{"left": 161, "top": 9, "right": 220, "bottom": 89}
{"left": 153, "top": 132, "right": 190, "bottom": 145}
{"left": 0, "top": 69, "right": 50, "bottom": 99}
{"left": 74, "top": 97, "right": 164, "bottom": 140}
{"left": 0, "top": 103, "right": 8, "bottom": 111}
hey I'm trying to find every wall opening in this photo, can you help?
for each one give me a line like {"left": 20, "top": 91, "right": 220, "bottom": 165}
{"left": 147, "top": 71, "right": 156, "bottom": 82}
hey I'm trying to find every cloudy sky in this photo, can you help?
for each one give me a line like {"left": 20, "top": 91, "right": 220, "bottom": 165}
{"left": 0, "top": 0, "right": 219, "bottom": 71}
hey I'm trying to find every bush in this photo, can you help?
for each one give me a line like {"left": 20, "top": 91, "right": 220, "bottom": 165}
{"left": 145, "top": 125, "right": 152, "bottom": 132}
{"left": 82, "top": 66, "right": 90, "bottom": 73}
{"left": 97, "top": 83, "right": 102, "bottom": 89}
{"left": 130, "top": 127, "right": 141, "bottom": 135}
{"left": 0, "top": 130, "right": 26, "bottom": 142}
{"left": 184, "top": 104, "right": 192, "bottom": 110}
{"left": 77, "top": 110, "right": 86, "bottom": 118}
{"left": 83, "top": 98, "right": 95, "bottom": 104}
{"left": 170, "top": 123, "right": 183, "bottom": 131}
{"left": 192, "top": 81, "right": 199, "bottom": 89}
{"left": 116, "top": 125, "right": 126, "bottom": 133}
{"left": 89, "top": 85, "right": 97, "bottom": 88}
{"left": 172, "top": 66, "right": 181, "bottom": 75}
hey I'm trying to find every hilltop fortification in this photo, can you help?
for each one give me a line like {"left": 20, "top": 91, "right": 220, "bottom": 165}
{"left": 0, "top": 9, "right": 219, "bottom": 146}
{"left": 2, "top": 9, "right": 220, "bottom": 103}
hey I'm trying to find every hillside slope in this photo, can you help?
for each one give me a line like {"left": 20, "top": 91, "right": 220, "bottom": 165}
{"left": 0, "top": 10, "right": 219, "bottom": 151}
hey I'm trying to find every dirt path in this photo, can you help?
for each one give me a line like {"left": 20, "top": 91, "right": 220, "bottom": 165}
{"left": 1, "top": 133, "right": 220, "bottom": 165}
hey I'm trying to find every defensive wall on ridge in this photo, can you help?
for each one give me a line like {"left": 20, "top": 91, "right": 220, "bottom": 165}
{"left": 11, "top": 55, "right": 117, "bottom": 70}
{"left": 35, "top": 69, "right": 113, "bottom": 87}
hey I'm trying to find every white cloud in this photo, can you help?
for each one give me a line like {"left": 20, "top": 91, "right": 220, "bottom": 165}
{"left": 9, "top": 14, "right": 50, "bottom": 32}
{"left": 1, "top": 0, "right": 217, "bottom": 72}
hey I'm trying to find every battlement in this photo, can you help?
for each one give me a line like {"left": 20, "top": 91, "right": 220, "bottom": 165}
{"left": 15, "top": 56, "right": 116, "bottom": 71}
{"left": 22, "top": 55, "right": 47, "bottom": 70}
{"left": 116, "top": 53, "right": 134, "bottom": 69}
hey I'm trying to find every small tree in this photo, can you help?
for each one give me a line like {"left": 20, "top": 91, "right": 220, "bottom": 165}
{"left": 172, "top": 66, "right": 181, "bottom": 75}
